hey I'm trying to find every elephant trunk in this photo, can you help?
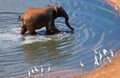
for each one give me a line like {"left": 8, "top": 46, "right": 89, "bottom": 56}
{"left": 65, "top": 18, "right": 73, "bottom": 30}
{"left": 63, "top": 13, "right": 74, "bottom": 32}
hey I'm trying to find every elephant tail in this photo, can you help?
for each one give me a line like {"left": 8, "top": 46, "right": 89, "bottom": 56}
{"left": 16, "top": 16, "right": 23, "bottom": 22}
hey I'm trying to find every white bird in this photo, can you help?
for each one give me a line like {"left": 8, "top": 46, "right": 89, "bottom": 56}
{"left": 34, "top": 66, "right": 39, "bottom": 72}
{"left": 94, "top": 50, "right": 98, "bottom": 55}
{"left": 94, "top": 55, "right": 99, "bottom": 66}
{"left": 80, "top": 61, "right": 85, "bottom": 67}
{"left": 94, "top": 60, "right": 99, "bottom": 66}
{"left": 115, "top": 5, "right": 118, "bottom": 10}
{"left": 110, "top": 49, "right": 114, "bottom": 57}
{"left": 41, "top": 66, "right": 44, "bottom": 73}
{"left": 31, "top": 67, "right": 35, "bottom": 74}
{"left": 28, "top": 68, "right": 31, "bottom": 77}
{"left": 94, "top": 55, "right": 98, "bottom": 61}
{"left": 103, "top": 49, "right": 108, "bottom": 56}
{"left": 99, "top": 51, "right": 103, "bottom": 61}
{"left": 107, "top": 56, "right": 111, "bottom": 62}
{"left": 47, "top": 65, "right": 51, "bottom": 72}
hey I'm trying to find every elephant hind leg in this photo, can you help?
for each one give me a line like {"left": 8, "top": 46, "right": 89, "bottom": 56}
{"left": 20, "top": 26, "right": 27, "bottom": 35}
{"left": 27, "top": 26, "right": 36, "bottom": 35}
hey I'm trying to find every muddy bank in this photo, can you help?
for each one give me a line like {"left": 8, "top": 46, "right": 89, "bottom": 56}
{"left": 106, "top": 0, "right": 120, "bottom": 10}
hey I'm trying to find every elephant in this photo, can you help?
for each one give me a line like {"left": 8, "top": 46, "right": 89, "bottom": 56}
{"left": 17, "top": 5, "right": 74, "bottom": 35}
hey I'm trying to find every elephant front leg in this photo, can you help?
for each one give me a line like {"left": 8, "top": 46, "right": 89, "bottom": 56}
{"left": 52, "top": 25, "right": 60, "bottom": 33}
{"left": 47, "top": 20, "right": 60, "bottom": 34}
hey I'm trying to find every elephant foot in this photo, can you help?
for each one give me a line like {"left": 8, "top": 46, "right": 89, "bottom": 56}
{"left": 46, "top": 32, "right": 55, "bottom": 35}
{"left": 53, "top": 30, "right": 60, "bottom": 34}
{"left": 46, "top": 31, "right": 61, "bottom": 35}
{"left": 29, "top": 31, "right": 38, "bottom": 36}
{"left": 71, "top": 30, "right": 74, "bottom": 34}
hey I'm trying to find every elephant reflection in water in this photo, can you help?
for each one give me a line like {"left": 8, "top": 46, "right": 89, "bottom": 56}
{"left": 22, "top": 40, "right": 71, "bottom": 64}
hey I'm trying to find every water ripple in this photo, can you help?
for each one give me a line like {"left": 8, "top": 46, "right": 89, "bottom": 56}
{"left": 0, "top": 0, "right": 120, "bottom": 77}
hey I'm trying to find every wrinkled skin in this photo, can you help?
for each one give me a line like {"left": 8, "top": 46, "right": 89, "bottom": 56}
{"left": 17, "top": 5, "right": 74, "bottom": 35}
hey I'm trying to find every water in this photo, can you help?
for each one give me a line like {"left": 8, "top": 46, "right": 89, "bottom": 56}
{"left": 0, "top": 0, "right": 120, "bottom": 77}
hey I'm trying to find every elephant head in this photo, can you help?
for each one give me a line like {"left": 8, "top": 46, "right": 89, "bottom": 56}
{"left": 48, "top": 5, "right": 74, "bottom": 32}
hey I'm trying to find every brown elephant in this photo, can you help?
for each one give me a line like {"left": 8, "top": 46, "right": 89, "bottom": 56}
{"left": 17, "top": 5, "right": 74, "bottom": 35}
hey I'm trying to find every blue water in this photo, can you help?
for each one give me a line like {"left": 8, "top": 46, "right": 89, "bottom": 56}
{"left": 0, "top": 0, "right": 120, "bottom": 77}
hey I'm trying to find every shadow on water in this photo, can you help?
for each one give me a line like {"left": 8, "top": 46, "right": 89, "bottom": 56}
{"left": 0, "top": 0, "right": 120, "bottom": 77}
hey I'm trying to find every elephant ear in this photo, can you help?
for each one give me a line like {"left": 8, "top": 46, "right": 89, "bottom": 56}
{"left": 54, "top": 6, "right": 61, "bottom": 13}
{"left": 47, "top": 5, "right": 61, "bottom": 13}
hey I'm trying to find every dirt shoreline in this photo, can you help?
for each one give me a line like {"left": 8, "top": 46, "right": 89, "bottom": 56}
{"left": 106, "top": 0, "right": 120, "bottom": 10}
